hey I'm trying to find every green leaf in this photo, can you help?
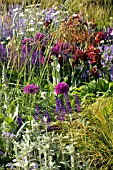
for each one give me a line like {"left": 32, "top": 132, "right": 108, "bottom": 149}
{"left": 109, "top": 82, "right": 113, "bottom": 92}
{"left": 88, "top": 80, "right": 98, "bottom": 93}
{"left": 80, "top": 85, "right": 88, "bottom": 96}
{"left": 52, "top": 69, "right": 61, "bottom": 85}
{"left": 98, "top": 78, "right": 109, "bottom": 92}
{"left": 5, "top": 116, "right": 14, "bottom": 123}
{"left": 0, "top": 111, "right": 5, "bottom": 123}
{"left": 7, "top": 100, "right": 16, "bottom": 115}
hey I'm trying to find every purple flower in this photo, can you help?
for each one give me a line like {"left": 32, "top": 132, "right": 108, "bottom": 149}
{"left": 54, "top": 82, "right": 69, "bottom": 94}
{"left": 51, "top": 43, "right": 61, "bottom": 55}
{"left": 33, "top": 104, "right": 41, "bottom": 120}
{"left": 55, "top": 97, "right": 61, "bottom": 113}
{"left": 35, "top": 32, "right": 45, "bottom": 41}
{"left": 17, "top": 114, "right": 22, "bottom": 127}
{"left": 23, "top": 84, "right": 39, "bottom": 94}
{"left": 6, "top": 163, "right": 14, "bottom": 170}
{"left": 75, "top": 95, "right": 81, "bottom": 113}
{"left": 0, "top": 150, "right": 4, "bottom": 156}
{"left": 21, "top": 38, "right": 32, "bottom": 54}
{"left": 64, "top": 93, "right": 72, "bottom": 113}
{"left": 0, "top": 44, "right": 7, "bottom": 63}
{"left": 55, "top": 97, "right": 67, "bottom": 121}
{"left": 42, "top": 109, "right": 51, "bottom": 124}
{"left": 110, "top": 64, "right": 113, "bottom": 81}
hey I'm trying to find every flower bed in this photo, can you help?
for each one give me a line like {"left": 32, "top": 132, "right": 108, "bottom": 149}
{"left": 0, "top": 3, "right": 113, "bottom": 169}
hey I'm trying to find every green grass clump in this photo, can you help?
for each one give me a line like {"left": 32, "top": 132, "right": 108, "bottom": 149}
{"left": 79, "top": 97, "right": 113, "bottom": 169}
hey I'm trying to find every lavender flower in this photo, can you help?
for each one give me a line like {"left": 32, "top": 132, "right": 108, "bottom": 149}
{"left": 54, "top": 82, "right": 69, "bottom": 94}
{"left": 2, "top": 131, "right": 15, "bottom": 138}
{"left": 33, "top": 104, "right": 41, "bottom": 120}
{"left": 6, "top": 163, "right": 14, "bottom": 170}
{"left": 17, "top": 114, "right": 22, "bottom": 127}
{"left": 42, "top": 109, "right": 51, "bottom": 124}
{"left": 0, "top": 44, "right": 7, "bottom": 63}
{"left": 21, "top": 37, "right": 32, "bottom": 54}
{"left": 0, "top": 150, "right": 4, "bottom": 156}
{"left": 64, "top": 93, "right": 72, "bottom": 113}
{"left": 110, "top": 64, "right": 113, "bottom": 81}
{"left": 55, "top": 97, "right": 67, "bottom": 120}
{"left": 75, "top": 95, "right": 81, "bottom": 113}
{"left": 55, "top": 97, "right": 61, "bottom": 113}
{"left": 23, "top": 84, "right": 39, "bottom": 94}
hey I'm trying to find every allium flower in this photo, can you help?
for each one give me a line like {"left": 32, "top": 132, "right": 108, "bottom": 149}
{"left": 54, "top": 82, "right": 69, "bottom": 94}
{"left": 23, "top": 84, "right": 39, "bottom": 94}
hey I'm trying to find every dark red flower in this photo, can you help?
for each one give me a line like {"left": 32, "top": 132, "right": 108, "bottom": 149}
{"left": 95, "top": 32, "right": 105, "bottom": 44}
{"left": 85, "top": 45, "right": 100, "bottom": 65}
{"left": 92, "top": 68, "right": 98, "bottom": 77}
{"left": 75, "top": 49, "right": 85, "bottom": 60}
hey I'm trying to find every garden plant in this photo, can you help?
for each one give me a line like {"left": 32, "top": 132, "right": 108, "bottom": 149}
{"left": 0, "top": 0, "right": 113, "bottom": 169}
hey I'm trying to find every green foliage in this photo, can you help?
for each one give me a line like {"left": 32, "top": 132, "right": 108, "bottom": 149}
{"left": 80, "top": 97, "right": 113, "bottom": 169}
{"left": 0, "top": 0, "right": 113, "bottom": 169}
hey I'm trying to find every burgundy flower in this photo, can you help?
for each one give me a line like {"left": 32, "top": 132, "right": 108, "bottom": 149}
{"left": 72, "top": 56, "right": 80, "bottom": 66}
{"left": 54, "top": 82, "right": 69, "bottom": 94}
{"left": 95, "top": 32, "right": 105, "bottom": 44}
{"left": 23, "top": 84, "right": 39, "bottom": 94}
{"left": 74, "top": 49, "right": 85, "bottom": 60}
{"left": 85, "top": 45, "right": 100, "bottom": 65}
{"left": 92, "top": 68, "right": 98, "bottom": 78}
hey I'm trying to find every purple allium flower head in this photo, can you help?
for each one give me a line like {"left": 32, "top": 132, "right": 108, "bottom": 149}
{"left": 23, "top": 84, "right": 39, "bottom": 94}
{"left": 54, "top": 82, "right": 69, "bottom": 94}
